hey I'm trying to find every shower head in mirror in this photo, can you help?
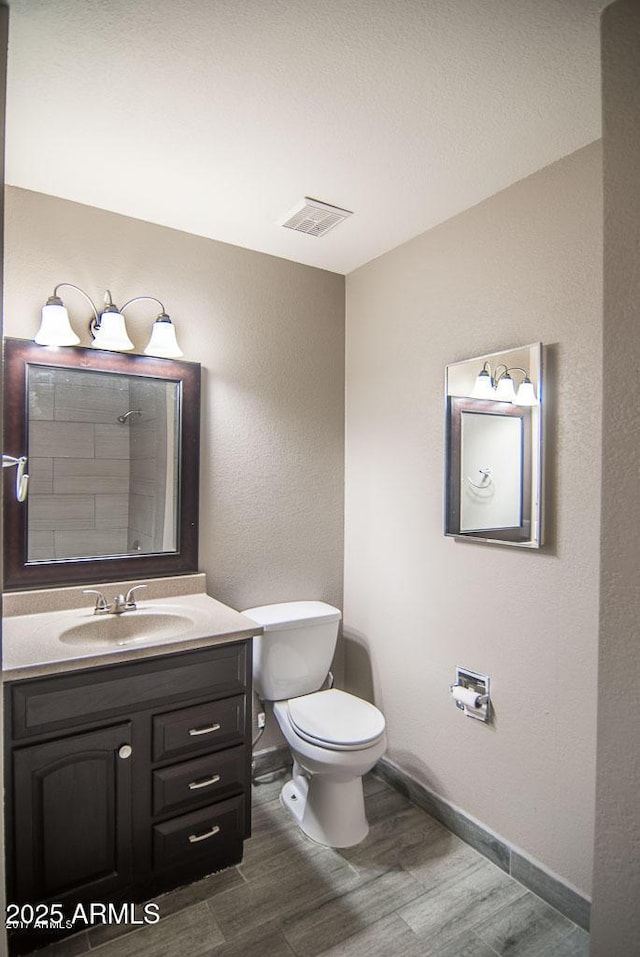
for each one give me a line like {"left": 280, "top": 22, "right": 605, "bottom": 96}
{"left": 117, "top": 409, "right": 143, "bottom": 424}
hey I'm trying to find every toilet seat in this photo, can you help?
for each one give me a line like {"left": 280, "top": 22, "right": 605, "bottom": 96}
{"left": 286, "top": 688, "right": 386, "bottom": 751}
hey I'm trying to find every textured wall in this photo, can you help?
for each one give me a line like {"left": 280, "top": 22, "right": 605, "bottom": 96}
{"left": 4, "top": 187, "right": 345, "bottom": 619}
{"left": 591, "top": 1, "right": 640, "bottom": 949}
{"left": 344, "top": 142, "right": 602, "bottom": 895}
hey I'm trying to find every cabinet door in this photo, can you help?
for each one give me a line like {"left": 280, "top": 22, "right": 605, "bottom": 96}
{"left": 12, "top": 723, "right": 133, "bottom": 905}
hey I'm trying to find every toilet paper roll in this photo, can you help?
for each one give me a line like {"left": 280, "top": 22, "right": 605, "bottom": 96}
{"left": 451, "top": 685, "right": 482, "bottom": 709}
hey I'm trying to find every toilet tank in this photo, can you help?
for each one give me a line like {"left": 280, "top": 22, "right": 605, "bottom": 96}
{"left": 241, "top": 601, "right": 341, "bottom": 701}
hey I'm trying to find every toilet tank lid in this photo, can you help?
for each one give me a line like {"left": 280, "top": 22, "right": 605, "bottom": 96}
{"left": 241, "top": 600, "right": 341, "bottom": 631}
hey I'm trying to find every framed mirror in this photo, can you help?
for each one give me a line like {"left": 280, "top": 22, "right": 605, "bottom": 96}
{"left": 3, "top": 338, "right": 201, "bottom": 590}
{"left": 445, "top": 342, "right": 543, "bottom": 548}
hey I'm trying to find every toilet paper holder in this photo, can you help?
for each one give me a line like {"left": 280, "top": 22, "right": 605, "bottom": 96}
{"left": 449, "top": 667, "right": 491, "bottom": 722}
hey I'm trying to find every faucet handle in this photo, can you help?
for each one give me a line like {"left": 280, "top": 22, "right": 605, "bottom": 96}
{"left": 83, "top": 589, "right": 108, "bottom": 614}
{"left": 124, "top": 583, "right": 147, "bottom": 606}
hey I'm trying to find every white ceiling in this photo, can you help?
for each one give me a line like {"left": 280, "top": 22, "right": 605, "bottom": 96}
{"left": 6, "top": 0, "right": 606, "bottom": 275}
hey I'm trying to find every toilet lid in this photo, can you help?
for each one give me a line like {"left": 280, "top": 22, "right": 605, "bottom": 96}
{"left": 287, "top": 689, "right": 385, "bottom": 749}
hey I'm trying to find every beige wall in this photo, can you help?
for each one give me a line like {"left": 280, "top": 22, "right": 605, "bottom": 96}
{"left": 3, "top": 187, "right": 345, "bottom": 620}
{"left": 345, "top": 142, "right": 602, "bottom": 895}
{"left": 2, "top": 137, "right": 608, "bottom": 907}
{"left": 591, "top": 0, "right": 640, "bottom": 949}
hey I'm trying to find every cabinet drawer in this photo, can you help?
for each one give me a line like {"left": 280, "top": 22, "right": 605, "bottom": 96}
{"left": 153, "top": 696, "right": 245, "bottom": 762}
{"left": 152, "top": 795, "right": 244, "bottom": 870}
{"left": 10, "top": 642, "right": 248, "bottom": 740}
{"left": 152, "top": 745, "right": 247, "bottom": 816}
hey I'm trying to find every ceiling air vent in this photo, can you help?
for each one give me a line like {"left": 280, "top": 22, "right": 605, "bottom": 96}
{"left": 280, "top": 197, "right": 353, "bottom": 238}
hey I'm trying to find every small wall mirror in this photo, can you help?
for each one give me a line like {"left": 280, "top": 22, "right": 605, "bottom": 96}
{"left": 3, "top": 339, "right": 201, "bottom": 589}
{"left": 445, "top": 342, "right": 543, "bottom": 548}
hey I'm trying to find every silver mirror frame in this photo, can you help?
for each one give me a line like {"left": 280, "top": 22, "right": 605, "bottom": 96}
{"left": 445, "top": 342, "right": 544, "bottom": 548}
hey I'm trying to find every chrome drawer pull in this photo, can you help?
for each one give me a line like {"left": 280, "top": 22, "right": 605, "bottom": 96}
{"left": 188, "top": 723, "right": 221, "bottom": 737}
{"left": 188, "top": 774, "right": 221, "bottom": 791}
{"left": 188, "top": 825, "right": 220, "bottom": 844}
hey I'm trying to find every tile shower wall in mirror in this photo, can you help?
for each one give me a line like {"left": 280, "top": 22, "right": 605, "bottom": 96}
{"left": 27, "top": 366, "right": 179, "bottom": 561}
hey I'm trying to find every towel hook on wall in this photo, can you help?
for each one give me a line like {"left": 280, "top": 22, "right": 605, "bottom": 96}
{"left": 3, "top": 454, "right": 29, "bottom": 502}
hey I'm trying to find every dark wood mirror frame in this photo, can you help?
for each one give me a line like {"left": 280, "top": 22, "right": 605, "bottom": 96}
{"left": 3, "top": 338, "right": 201, "bottom": 591}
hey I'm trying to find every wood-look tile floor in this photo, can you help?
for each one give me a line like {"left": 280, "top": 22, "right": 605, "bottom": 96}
{"left": 30, "top": 773, "right": 589, "bottom": 957}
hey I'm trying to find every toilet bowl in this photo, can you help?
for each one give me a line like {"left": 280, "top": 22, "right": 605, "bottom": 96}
{"left": 242, "top": 601, "right": 386, "bottom": 848}
{"left": 273, "top": 689, "right": 387, "bottom": 846}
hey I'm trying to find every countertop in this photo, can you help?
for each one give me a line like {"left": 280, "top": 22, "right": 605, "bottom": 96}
{"left": 2, "top": 576, "right": 262, "bottom": 681}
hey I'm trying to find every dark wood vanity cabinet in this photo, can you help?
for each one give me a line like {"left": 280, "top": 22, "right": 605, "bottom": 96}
{"left": 5, "top": 640, "right": 252, "bottom": 953}
{"left": 12, "top": 721, "right": 135, "bottom": 907}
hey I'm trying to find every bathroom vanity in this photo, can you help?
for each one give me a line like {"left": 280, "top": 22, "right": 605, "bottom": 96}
{"left": 1, "top": 340, "right": 264, "bottom": 952}
{"left": 3, "top": 578, "right": 260, "bottom": 954}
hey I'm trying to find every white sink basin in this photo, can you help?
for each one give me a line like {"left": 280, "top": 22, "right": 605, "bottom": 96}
{"left": 58, "top": 611, "right": 196, "bottom": 648}
{"left": 2, "top": 586, "right": 262, "bottom": 679}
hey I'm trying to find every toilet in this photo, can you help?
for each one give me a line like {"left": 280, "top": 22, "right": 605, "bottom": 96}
{"left": 242, "top": 600, "right": 386, "bottom": 848}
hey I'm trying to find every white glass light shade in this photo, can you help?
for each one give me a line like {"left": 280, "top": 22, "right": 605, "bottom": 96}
{"left": 91, "top": 311, "right": 134, "bottom": 351}
{"left": 514, "top": 378, "right": 537, "bottom": 406}
{"left": 494, "top": 374, "right": 515, "bottom": 402}
{"left": 35, "top": 303, "right": 80, "bottom": 346}
{"left": 471, "top": 369, "right": 494, "bottom": 400}
{"left": 143, "top": 316, "right": 183, "bottom": 358}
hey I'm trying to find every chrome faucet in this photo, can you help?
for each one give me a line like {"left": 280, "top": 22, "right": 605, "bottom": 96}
{"left": 83, "top": 584, "right": 147, "bottom": 615}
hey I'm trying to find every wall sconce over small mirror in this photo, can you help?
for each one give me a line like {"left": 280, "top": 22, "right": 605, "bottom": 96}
{"left": 471, "top": 361, "right": 537, "bottom": 406}
{"left": 445, "top": 343, "right": 544, "bottom": 548}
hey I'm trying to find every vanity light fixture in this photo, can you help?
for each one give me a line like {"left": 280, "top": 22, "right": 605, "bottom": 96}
{"left": 34, "top": 284, "right": 183, "bottom": 357}
{"left": 122, "top": 296, "right": 184, "bottom": 358}
{"left": 90, "top": 291, "right": 134, "bottom": 351}
{"left": 35, "top": 283, "right": 95, "bottom": 347}
{"left": 471, "top": 362, "right": 537, "bottom": 406}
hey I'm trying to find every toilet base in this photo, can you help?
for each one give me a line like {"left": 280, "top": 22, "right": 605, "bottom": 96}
{"left": 280, "top": 766, "right": 369, "bottom": 848}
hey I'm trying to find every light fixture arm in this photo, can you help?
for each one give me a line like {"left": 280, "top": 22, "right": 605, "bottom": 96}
{"left": 492, "top": 363, "right": 509, "bottom": 384}
{"left": 51, "top": 283, "right": 100, "bottom": 325}
{"left": 486, "top": 363, "right": 530, "bottom": 386}
{"left": 500, "top": 365, "right": 529, "bottom": 383}
{"left": 103, "top": 289, "right": 117, "bottom": 310}
{"left": 120, "top": 295, "right": 167, "bottom": 316}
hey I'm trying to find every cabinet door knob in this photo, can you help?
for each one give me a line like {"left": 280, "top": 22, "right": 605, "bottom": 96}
{"left": 118, "top": 744, "right": 133, "bottom": 759}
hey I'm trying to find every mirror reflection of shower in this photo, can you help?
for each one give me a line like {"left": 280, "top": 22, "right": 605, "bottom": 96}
{"left": 117, "top": 409, "right": 142, "bottom": 424}
{"left": 23, "top": 361, "right": 181, "bottom": 564}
